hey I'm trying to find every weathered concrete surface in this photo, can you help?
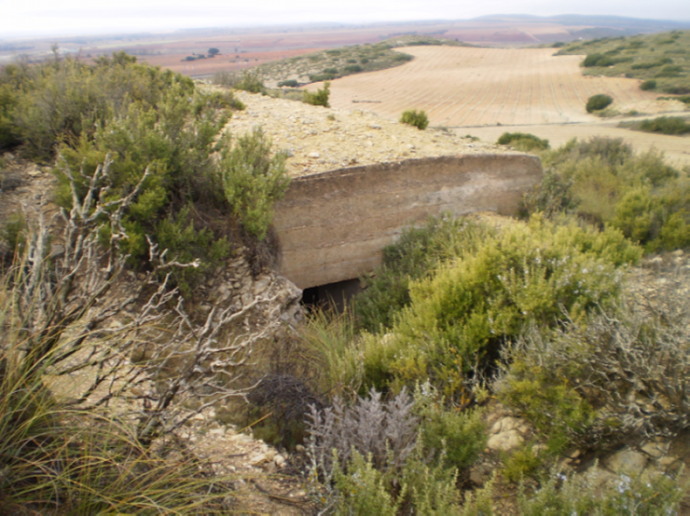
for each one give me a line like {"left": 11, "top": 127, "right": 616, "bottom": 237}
{"left": 273, "top": 153, "right": 542, "bottom": 289}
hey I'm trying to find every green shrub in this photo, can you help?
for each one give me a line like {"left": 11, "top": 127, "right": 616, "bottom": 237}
{"left": 308, "top": 72, "right": 336, "bottom": 82}
{"left": 399, "top": 444, "right": 461, "bottom": 514}
{"left": 611, "top": 181, "right": 690, "bottom": 251}
{"left": 332, "top": 451, "right": 400, "bottom": 516}
{"left": 218, "top": 128, "right": 290, "bottom": 240}
{"left": 0, "top": 53, "right": 193, "bottom": 161}
{"left": 582, "top": 53, "right": 616, "bottom": 67}
{"left": 344, "top": 64, "right": 363, "bottom": 73}
{"left": 637, "top": 115, "right": 690, "bottom": 135}
{"left": 519, "top": 171, "right": 576, "bottom": 218}
{"left": 278, "top": 79, "right": 299, "bottom": 87}
{"left": 356, "top": 216, "right": 639, "bottom": 400}
{"left": 231, "top": 70, "right": 266, "bottom": 93}
{"left": 52, "top": 80, "right": 236, "bottom": 287}
{"left": 354, "top": 216, "right": 494, "bottom": 332}
{"left": 639, "top": 78, "right": 657, "bottom": 90}
{"left": 586, "top": 94, "right": 614, "bottom": 113}
{"left": 6, "top": 53, "right": 287, "bottom": 292}
{"left": 302, "top": 81, "right": 331, "bottom": 107}
{"left": 497, "top": 359, "right": 594, "bottom": 455}
{"left": 497, "top": 132, "right": 549, "bottom": 151}
{"left": 415, "top": 387, "right": 486, "bottom": 471}
{"left": 524, "top": 137, "right": 688, "bottom": 252}
{"left": 498, "top": 282, "right": 690, "bottom": 453}
{"left": 400, "top": 109, "right": 429, "bottom": 130}
{"left": 518, "top": 468, "right": 684, "bottom": 515}
{"left": 502, "top": 445, "right": 545, "bottom": 483}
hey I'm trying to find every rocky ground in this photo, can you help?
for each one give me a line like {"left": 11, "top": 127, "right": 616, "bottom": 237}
{"left": 224, "top": 90, "right": 508, "bottom": 177}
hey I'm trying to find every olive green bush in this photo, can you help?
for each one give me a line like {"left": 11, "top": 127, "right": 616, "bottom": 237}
{"left": 586, "top": 93, "right": 614, "bottom": 113}
{"left": 331, "top": 451, "right": 400, "bottom": 516}
{"left": 52, "top": 85, "right": 236, "bottom": 290}
{"left": 214, "top": 70, "right": 266, "bottom": 94}
{"left": 517, "top": 467, "right": 684, "bottom": 515}
{"left": 523, "top": 137, "right": 689, "bottom": 252}
{"left": 218, "top": 128, "right": 290, "bottom": 240}
{"left": 637, "top": 115, "right": 690, "bottom": 135}
{"left": 582, "top": 53, "right": 617, "bottom": 68}
{"left": 497, "top": 132, "right": 549, "bottom": 152}
{"left": 640, "top": 78, "right": 657, "bottom": 90}
{"left": 414, "top": 385, "right": 487, "bottom": 471}
{"left": 353, "top": 216, "right": 639, "bottom": 400}
{"left": 302, "top": 81, "right": 331, "bottom": 107}
{"left": 0, "top": 53, "right": 193, "bottom": 160}
{"left": 354, "top": 216, "right": 496, "bottom": 333}
{"left": 3, "top": 54, "right": 290, "bottom": 292}
{"left": 400, "top": 109, "right": 429, "bottom": 130}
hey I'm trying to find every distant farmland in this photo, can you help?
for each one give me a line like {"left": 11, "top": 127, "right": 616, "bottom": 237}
{"left": 326, "top": 46, "right": 676, "bottom": 127}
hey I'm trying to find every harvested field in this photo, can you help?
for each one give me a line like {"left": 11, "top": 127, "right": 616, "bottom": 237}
{"left": 327, "top": 46, "right": 680, "bottom": 127}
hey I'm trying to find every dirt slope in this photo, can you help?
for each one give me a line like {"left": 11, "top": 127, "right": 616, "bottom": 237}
{"left": 225, "top": 90, "right": 506, "bottom": 177}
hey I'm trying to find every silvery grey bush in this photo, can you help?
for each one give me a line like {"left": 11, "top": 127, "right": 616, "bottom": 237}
{"left": 305, "top": 387, "right": 418, "bottom": 483}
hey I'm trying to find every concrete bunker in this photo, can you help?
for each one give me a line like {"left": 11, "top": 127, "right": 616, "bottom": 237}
{"left": 273, "top": 153, "right": 543, "bottom": 292}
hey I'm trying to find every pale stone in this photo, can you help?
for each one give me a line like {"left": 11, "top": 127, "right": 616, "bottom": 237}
{"left": 641, "top": 439, "right": 669, "bottom": 459}
{"left": 604, "top": 449, "right": 648, "bottom": 474}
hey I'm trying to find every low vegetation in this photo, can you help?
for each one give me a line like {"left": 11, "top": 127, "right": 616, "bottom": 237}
{"left": 521, "top": 136, "right": 690, "bottom": 252}
{"left": 256, "top": 36, "right": 468, "bottom": 86}
{"left": 585, "top": 93, "right": 614, "bottom": 113}
{"left": 1, "top": 52, "right": 289, "bottom": 292}
{"left": 399, "top": 109, "right": 429, "bottom": 130}
{"left": 213, "top": 69, "right": 266, "bottom": 94}
{"left": 497, "top": 132, "right": 550, "bottom": 151}
{"left": 302, "top": 81, "right": 331, "bottom": 107}
{"left": 557, "top": 29, "right": 690, "bottom": 94}
{"left": 620, "top": 115, "right": 690, "bottom": 135}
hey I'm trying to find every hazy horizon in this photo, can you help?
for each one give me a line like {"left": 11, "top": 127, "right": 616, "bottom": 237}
{"left": 2, "top": 0, "right": 689, "bottom": 40}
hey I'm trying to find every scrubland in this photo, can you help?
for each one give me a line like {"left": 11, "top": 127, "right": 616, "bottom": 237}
{"left": 0, "top": 32, "right": 689, "bottom": 514}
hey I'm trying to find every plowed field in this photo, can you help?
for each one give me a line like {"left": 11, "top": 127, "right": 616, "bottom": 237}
{"left": 327, "top": 46, "right": 675, "bottom": 127}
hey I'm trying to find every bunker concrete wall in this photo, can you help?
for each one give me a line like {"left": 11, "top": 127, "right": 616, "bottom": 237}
{"left": 273, "top": 153, "right": 542, "bottom": 289}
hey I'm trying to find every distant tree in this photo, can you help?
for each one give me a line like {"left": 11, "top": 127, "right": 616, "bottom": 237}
{"left": 208, "top": 47, "right": 220, "bottom": 56}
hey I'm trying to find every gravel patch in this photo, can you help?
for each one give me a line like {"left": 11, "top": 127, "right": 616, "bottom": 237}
{"left": 224, "top": 91, "right": 505, "bottom": 177}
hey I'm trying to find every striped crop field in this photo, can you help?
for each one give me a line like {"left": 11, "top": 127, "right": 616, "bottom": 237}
{"left": 326, "top": 46, "right": 675, "bottom": 127}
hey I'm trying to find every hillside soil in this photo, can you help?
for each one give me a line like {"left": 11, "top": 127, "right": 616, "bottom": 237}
{"left": 224, "top": 91, "right": 508, "bottom": 177}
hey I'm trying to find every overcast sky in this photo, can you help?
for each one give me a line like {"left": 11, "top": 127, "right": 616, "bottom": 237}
{"left": 1, "top": 0, "right": 689, "bottom": 39}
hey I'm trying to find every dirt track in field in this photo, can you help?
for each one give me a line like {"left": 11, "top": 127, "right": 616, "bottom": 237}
{"left": 327, "top": 46, "right": 682, "bottom": 126}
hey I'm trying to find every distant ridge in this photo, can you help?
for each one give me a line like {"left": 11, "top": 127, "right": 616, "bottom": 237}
{"left": 472, "top": 14, "right": 690, "bottom": 32}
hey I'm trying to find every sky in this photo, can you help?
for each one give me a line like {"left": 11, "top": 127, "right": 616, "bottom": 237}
{"left": 1, "top": 0, "right": 689, "bottom": 39}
